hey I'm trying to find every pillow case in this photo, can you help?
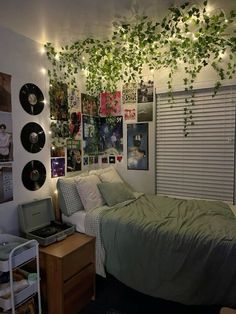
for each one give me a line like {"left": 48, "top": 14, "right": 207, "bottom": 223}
{"left": 57, "top": 176, "right": 84, "bottom": 216}
{"left": 74, "top": 174, "right": 105, "bottom": 211}
{"left": 90, "top": 166, "right": 123, "bottom": 183}
{"left": 98, "top": 182, "right": 135, "bottom": 206}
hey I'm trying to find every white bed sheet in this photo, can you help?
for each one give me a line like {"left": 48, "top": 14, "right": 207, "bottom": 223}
{"left": 62, "top": 210, "right": 86, "bottom": 233}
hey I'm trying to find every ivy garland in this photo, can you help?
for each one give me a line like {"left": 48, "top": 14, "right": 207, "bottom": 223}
{"left": 45, "top": 1, "right": 236, "bottom": 137}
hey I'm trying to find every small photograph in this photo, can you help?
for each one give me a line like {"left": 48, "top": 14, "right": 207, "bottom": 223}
{"left": 137, "top": 80, "right": 154, "bottom": 103}
{"left": 51, "top": 157, "right": 65, "bottom": 178}
{"left": 109, "top": 155, "right": 116, "bottom": 164}
{"left": 94, "top": 156, "right": 99, "bottom": 164}
{"left": 100, "top": 91, "right": 121, "bottom": 117}
{"left": 116, "top": 155, "right": 123, "bottom": 163}
{"left": 122, "top": 83, "right": 137, "bottom": 104}
{"left": 81, "top": 93, "right": 99, "bottom": 116}
{"left": 101, "top": 156, "right": 108, "bottom": 164}
{"left": 137, "top": 102, "right": 153, "bottom": 122}
{"left": 83, "top": 156, "right": 89, "bottom": 166}
{"left": 0, "top": 72, "right": 11, "bottom": 112}
{"left": 123, "top": 104, "right": 136, "bottom": 122}
{"left": 89, "top": 156, "right": 94, "bottom": 165}
{"left": 51, "top": 147, "right": 65, "bottom": 157}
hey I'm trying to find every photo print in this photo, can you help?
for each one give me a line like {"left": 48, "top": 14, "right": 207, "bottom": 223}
{"left": 0, "top": 72, "right": 11, "bottom": 112}
{"left": 137, "top": 102, "right": 153, "bottom": 122}
{"left": 127, "top": 123, "right": 149, "bottom": 170}
{"left": 100, "top": 91, "right": 121, "bottom": 117}
{"left": 81, "top": 93, "right": 99, "bottom": 116}
{"left": 137, "top": 80, "right": 154, "bottom": 103}
{"left": 67, "top": 139, "right": 81, "bottom": 172}
{"left": 123, "top": 104, "right": 136, "bottom": 122}
{"left": 0, "top": 112, "right": 13, "bottom": 162}
{"left": 69, "top": 111, "right": 81, "bottom": 139}
{"left": 0, "top": 163, "right": 13, "bottom": 203}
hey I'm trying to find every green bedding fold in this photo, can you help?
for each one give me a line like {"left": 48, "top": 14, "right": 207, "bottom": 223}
{"left": 100, "top": 194, "right": 236, "bottom": 306}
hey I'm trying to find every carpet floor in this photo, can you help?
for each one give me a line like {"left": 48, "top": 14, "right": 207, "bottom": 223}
{"left": 80, "top": 274, "right": 222, "bottom": 314}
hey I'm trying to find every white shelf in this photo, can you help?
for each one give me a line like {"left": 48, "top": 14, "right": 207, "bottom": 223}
{"left": 0, "top": 234, "right": 41, "bottom": 313}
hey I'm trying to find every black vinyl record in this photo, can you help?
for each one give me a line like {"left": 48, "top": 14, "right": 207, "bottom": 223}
{"left": 22, "top": 160, "right": 46, "bottom": 191}
{"left": 21, "top": 122, "right": 46, "bottom": 153}
{"left": 19, "top": 83, "right": 44, "bottom": 115}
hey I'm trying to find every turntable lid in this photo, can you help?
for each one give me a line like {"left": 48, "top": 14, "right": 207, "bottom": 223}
{"left": 18, "top": 197, "right": 55, "bottom": 232}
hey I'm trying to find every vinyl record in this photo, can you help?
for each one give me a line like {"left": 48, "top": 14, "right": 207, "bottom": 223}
{"left": 19, "top": 83, "right": 44, "bottom": 115}
{"left": 21, "top": 122, "right": 46, "bottom": 153}
{"left": 22, "top": 160, "right": 46, "bottom": 191}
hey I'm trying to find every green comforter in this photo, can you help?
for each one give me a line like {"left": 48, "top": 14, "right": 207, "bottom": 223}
{"left": 100, "top": 194, "right": 236, "bottom": 306}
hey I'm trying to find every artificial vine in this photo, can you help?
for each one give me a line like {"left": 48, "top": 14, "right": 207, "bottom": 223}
{"left": 45, "top": 0, "right": 236, "bottom": 136}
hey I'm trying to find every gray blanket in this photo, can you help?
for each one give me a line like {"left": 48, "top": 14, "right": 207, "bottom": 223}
{"left": 100, "top": 194, "right": 236, "bottom": 306}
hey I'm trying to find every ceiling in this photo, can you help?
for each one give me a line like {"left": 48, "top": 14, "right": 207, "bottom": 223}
{"left": 0, "top": 0, "right": 235, "bottom": 47}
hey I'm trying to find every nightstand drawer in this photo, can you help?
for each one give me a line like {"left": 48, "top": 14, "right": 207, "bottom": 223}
{"left": 62, "top": 238, "right": 95, "bottom": 281}
{"left": 64, "top": 263, "right": 94, "bottom": 314}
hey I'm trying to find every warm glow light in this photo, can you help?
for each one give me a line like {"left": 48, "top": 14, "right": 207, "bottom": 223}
{"left": 54, "top": 190, "right": 58, "bottom": 195}
{"left": 40, "top": 46, "right": 46, "bottom": 54}
{"left": 41, "top": 68, "right": 47, "bottom": 75}
{"left": 55, "top": 53, "right": 60, "bottom": 61}
{"left": 48, "top": 130, "right": 52, "bottom": 135}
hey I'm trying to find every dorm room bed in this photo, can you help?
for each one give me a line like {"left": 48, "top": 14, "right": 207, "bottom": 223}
{"left": 57, "top": 166, "right": 236, "bottom": 308}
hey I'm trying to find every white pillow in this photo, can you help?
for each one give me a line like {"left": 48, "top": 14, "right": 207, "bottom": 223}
{"left": 89, "top": 166, "right": 114, "bottom": 176}
{"left": 99, "top": 167, "right": 124, "bottom": 183}
{"left": 74, "top": 174, "right": 105, "bottom": 211}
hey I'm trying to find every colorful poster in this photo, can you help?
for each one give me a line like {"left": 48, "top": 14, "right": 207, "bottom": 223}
{"left": 127, "top": 123, "right": 149, "bottom": 170}
{"left": 82, "top": 115, "right": 100, "bottom": 155}
{"left": 99, "top": 116, "right": 123, "bottom": 155}
{"left": 81, "top": 93, "right": 99, "bottom": 116}
{"left": 50, "top": 82, "right": 68, "bottom": 120}
{"left": 123, "top": 104, "right": 136, "bottom": 122}
{"left": 100, "top": 91, "right": 121, "bottom": 117}
{"left": 51, "top": 157, "right": 65, "bottom": 178}
{"left": 137, "top": 102, "right": 153, "bottom": 122}
{"left": 137, "top": 80, "right": 154, "bottom": 103}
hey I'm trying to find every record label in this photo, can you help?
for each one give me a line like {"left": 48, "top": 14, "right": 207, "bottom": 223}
{"left": 22, "top": 160, "right": 46, "bottom": 191}
{"left": 19, "top": 83, "right": 44, "bottom": 115}
{"left": 21, "top": 122, "right": 46, "bottom": 153}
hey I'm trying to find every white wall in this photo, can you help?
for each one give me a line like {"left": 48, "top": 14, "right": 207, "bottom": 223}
{"left": 0, "top": 26, "right": 51, "bottom": 234}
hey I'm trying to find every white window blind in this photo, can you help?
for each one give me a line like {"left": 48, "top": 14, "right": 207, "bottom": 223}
{"left": 155, "top": 85, "right": 236, "bottom": 204}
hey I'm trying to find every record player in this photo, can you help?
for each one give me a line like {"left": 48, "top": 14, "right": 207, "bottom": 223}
{"left": 18, "top": 197, "right": 75, "bottom": 246}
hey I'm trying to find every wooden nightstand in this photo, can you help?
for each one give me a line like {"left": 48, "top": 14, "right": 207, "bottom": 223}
{"left": 39, "top": 232, "right": 95, "bottom": 314}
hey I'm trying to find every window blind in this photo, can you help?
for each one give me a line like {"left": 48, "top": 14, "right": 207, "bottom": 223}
{"left": 155, "top": 85, "right": 236, "bottom": 204}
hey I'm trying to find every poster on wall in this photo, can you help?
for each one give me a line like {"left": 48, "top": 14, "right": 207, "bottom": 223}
{"left": 122, "top": 83, "right": 137, "bottom": 104}
{"left": 67, "top": 139, "right": 82, "bottom": 172}
{"left": 99, "top": 116, "right": 123, "bottom": 155}
{"left": 69, "top": 111, "right": 81, "bottom": 139}
{"left": 0, "top": 72, "right": 11, "bottom": 112}
{"left": 127, "top": 123, "right": 149, "bottom": 170}
{"left": 81, "top": 93, "right": 99, "bottom": 116}
{"left": 50, "top": 82, "right": 68, "bottom": 120}
{"left": 82, "top": 115, "right": 100, "bottom": 155}
{"left": 0, "top": 164, "right": 13, "bottom": 203}
{"left": 100, "top": 91, "right": 121, "bottom": 117}
{"left": 51, "top": 157, "right": 65, "bottom": 178}
{"left": 0, "top": 72, "right": 13, "bottom": 203}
